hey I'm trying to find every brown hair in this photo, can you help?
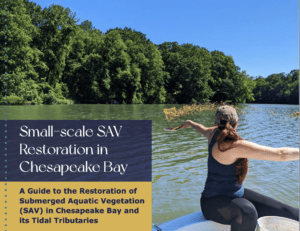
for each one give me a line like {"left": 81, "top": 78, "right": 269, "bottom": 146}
{"left": 216, "top": 120, "right": 248, "bottom": 185}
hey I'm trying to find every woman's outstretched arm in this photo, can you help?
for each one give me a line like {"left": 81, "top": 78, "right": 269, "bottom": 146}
{"left": 182, "top": 120, "right": 217, "bottom": 139}
{"left": 277, "top": 147, "right": 299, "bottom": 161}
{"left": 228, "top": 140, "right": 299, "bottom": 162}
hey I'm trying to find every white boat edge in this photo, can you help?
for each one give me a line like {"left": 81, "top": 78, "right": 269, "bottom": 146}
{"left": 152, "top": 211, "right": 231, "bottom": 231}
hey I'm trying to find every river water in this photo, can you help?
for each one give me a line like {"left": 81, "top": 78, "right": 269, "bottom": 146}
{"left": 2, "top": 103, "right": 299, "bottom": 225}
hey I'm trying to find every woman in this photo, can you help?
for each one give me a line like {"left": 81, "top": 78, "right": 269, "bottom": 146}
{"left": 182, "top": 105, "right": 299, "bottom": 231}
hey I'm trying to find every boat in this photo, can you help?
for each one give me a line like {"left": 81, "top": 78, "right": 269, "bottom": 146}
{"left": 152, "top": 211, "right": 231, "bottom": 231}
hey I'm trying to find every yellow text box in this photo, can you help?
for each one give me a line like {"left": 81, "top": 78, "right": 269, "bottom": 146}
{"left": 0, "top": 182, "right": 152, "bottom": 231}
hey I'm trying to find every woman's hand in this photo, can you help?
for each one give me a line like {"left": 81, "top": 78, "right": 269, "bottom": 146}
{"left": 182, "top": 120, "right": 193, "bottom": 128}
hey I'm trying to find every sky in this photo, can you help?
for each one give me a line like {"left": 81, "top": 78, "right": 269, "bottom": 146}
{"left": 31, "top": 0, "right": 299, "bottom": 78}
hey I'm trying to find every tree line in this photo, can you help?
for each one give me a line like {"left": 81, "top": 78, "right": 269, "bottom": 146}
{"left": 0, "top": 0, "right": 298, "bottom": 105}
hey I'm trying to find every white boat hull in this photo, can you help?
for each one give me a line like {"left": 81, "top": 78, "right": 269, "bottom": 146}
{"left": 152, "top": 211, "right": 231, "bottom": 231}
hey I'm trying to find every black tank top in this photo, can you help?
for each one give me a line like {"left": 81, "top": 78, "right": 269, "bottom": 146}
{"left": 201, "top": 129, "right": 244, "bottom": 198}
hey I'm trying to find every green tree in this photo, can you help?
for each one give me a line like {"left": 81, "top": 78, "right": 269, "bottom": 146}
{"left": 72, "top": 30, "right": 134, "bottom": 104}
{"left": 208, "top": 51, "right": 256, "bottom": 103}
{"left": 0, "top": 0, "right": 42, "bottom": 103}
{"left": 110, "top": 27, "right": 168, "bottom": 103}
{"left": 253, "top": 76, "right": 267, "bottom": 102}
{"left": 252, "top": 70, "right": 299, "bottom": 104}
{"left": 62, "top": 25, "right": 102, "bottom": 100}
{"left": 80, "top": 20, "right": 95, "bottom": 31}
{"left": 35, "top": 4, "right": 77, "bottom": 86}
{"left": 235, "top": 71, "right": 256, "bottom": 103}
{"left": 209, "top": 51, "right": 238, "bottom": 102}
{"left": 157, "top": 42, "right": 213, "bottom": 103}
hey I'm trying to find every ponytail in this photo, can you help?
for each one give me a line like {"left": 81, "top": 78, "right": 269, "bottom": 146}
{"left": 216, "top": 121, "right": 248, "bottom": 185}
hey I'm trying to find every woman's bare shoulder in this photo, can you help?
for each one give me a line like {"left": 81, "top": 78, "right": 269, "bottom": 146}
{"left": 206, "top": 126, "right": 218, "bottom": 139}
{"left": 229, "top": 140, "right": 282, "bottom": 161}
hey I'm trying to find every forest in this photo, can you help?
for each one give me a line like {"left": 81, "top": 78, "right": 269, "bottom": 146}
{"left": 0, "top": 0, "right": 299, "bottom": 105}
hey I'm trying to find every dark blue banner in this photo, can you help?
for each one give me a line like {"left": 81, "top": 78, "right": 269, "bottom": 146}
{"left": 1, "top": 120, "right": 152, "bottom": 182}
